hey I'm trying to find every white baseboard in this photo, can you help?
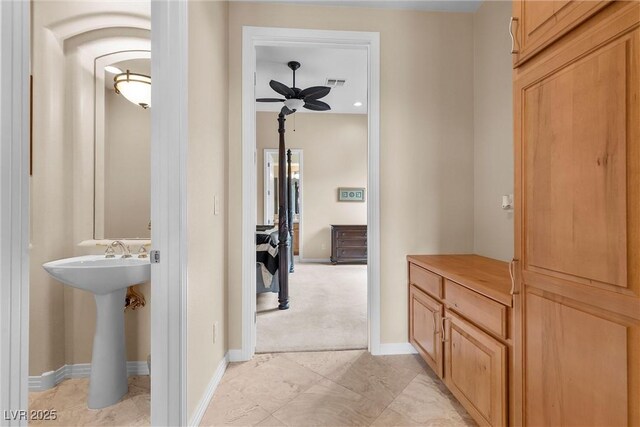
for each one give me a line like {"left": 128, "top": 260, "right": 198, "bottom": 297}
{"left": 377, "top": 342, "right": 418, "bottom": 355}
{"left": 28, "top": 361, "right": 150, "bottom": 392}
{"left": 28, "top": 365, "right": 66, "bottom": 391}
{"left": 228, "top": 349, "right": 245, "bottom": 362}
{"left": 188, "top": 353, "right": 229, "bottom": 426}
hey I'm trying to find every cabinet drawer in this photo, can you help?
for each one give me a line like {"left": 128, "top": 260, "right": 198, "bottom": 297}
{"left": 409, "top": 263, "right": 443, "bottom": 299}
{"left": 336, "top": 238, "right": 366, "bottom": 248}
{"left": 336, "top": 230, "right": 367, "bottom": 239}
{"left": 444, "top": 279, "right": 507, "bottom": 338}
{"left": 337, "top": 247, "right": 366, "bottom": 259}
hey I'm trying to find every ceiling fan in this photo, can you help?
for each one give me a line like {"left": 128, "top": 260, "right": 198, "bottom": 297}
{"left": 257, "top": 61, "right": 331, "bottom": 115}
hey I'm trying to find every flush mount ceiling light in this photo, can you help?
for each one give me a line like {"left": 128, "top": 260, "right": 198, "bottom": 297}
{"left": 104, "top": 65, "right": 123, "bottom": 74}
{"left": 353, "top": 101, "right": 363, "bottom": 107}
{"left": 114, "top": 70, "right": 151, "bottom": 109}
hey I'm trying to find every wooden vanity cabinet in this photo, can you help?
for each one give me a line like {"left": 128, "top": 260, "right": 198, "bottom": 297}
{"left": 408, "top": 255, "right": 512, "bottom": 427}
{"left": 511, "top": 0, "right": 609, "bottom": 66}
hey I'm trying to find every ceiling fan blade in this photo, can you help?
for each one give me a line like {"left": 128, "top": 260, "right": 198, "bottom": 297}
{"left": 303, "top": 99, "right": 331, "bottom": 111}
{"left": 269, "top": 80, "right": 295, "bottom": 98}
{"left": 300, "top": 86, "right": 331, "bottom": 100}
{"left": 256, "top": 98, "right": 285, "bottom": 102}
{"left": 281, "top": 106, "right": 295, "bottom": 115}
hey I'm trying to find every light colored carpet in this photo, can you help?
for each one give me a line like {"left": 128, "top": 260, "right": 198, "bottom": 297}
{"left": 256, "top": 262, "right": 367, "bottom": 353}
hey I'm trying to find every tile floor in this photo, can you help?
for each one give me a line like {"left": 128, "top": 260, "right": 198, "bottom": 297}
{"left": 28, "top": 376, "right": 150, "bottom": 426}
{"left": 27, "top": 351, "right": 474, "bottom": 426}
{"left": 201, "top": 350, "right": 475, "bottom": 426}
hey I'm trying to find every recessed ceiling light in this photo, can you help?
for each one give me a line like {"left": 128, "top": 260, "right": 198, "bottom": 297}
{"left": 353, "top": 101, "right": 363, "bottom": 107}
{"left": 104, "top": 66, "right": 123, "bottom": 74}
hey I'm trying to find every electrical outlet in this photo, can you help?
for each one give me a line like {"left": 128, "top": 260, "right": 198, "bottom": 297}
{"left": 213, "top": 321, "right": 219, "bottom": 344}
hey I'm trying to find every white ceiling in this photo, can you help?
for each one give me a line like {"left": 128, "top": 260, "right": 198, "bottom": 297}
{"left": 249, "top": 0, "right": 483, "bottom": 13}
{"left": 256, "top": 45, "right": 368, "bottom": 114}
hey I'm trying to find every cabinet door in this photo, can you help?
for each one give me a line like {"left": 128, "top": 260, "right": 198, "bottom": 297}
{"left": 409, "top": 285, "right": 443, "bottom": 377}
{"left": 514, "top": 4, "right": 640, "bottom": 425}
{"left": 444, "top": 310, "right": 507, "bottom": 427}
{"left": 512, "top": 0, "right": 609, "bottom": 66}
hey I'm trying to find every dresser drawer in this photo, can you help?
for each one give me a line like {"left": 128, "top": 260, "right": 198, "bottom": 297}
{"left": 409, "top": 263, "right": 443, "bottom": 299}
{"left": 337, "top": 247, "right": 367, "bottom": 259}
{"left": 336, "top": 229, "right": 367, "bottom": 239}
{"left": 336, "top": 238, "right": 367, "bottom": 248}
{"left": 444, "top": 279, "right": 507, "bottom": 338}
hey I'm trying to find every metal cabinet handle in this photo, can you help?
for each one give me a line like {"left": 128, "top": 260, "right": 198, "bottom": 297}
{"left": 509, "top": 258, "right": 519, "bottom": 295}
{"left": 441, "top": 317, "right": 450, "bottom": 343}
{"left": 509, "top": 17, "right": 519, "bottom": 54}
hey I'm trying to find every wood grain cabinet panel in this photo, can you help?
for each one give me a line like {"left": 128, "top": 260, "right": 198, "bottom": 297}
{"left": 444, "top": 310, "right": 507, "bottom": 427}
{"left": 524, "top": 291, "right": 629, "bottom": 427}
{"left": 523, "top": 33, "right": 630, "bottom": 289}
{"left": 512, "top": 0, "right": 610, "bottom": 66}
{"left": 409, "top": 285, "right": 443, "bottom": 377}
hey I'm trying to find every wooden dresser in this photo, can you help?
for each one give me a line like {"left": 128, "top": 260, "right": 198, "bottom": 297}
{"left": 408, "top": 255, "right": 512, "bottom": 427}
{"left": 330, "top": 225, "right": 367, "bottom": 264}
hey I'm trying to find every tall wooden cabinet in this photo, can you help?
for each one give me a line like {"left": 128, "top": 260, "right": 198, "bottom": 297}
{"left": 513, "top": 1, "right": 640, "bottom": 425}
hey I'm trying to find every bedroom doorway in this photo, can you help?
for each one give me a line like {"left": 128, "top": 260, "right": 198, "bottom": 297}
{"left": 256, "top": 104, "right": 368, "bottom": 352}
{"left": 242, "top": 26, "right": 381, "bottom": 358}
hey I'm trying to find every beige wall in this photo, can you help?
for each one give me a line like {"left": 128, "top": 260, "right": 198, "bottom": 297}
{"left": 228, "top": 3, "right": 476, "bottom": 348}
{"left": 30, "top": 1, "right": 151, "bottom": 376}
{"left": 473, "top": 1, "right": 514, "bottom": 261}
{"left": 256, "top": 112, "right": 368, "bottom": 260}
{"left": 30, "top": 2, "right": 70, "bottom": 376}
{"left": 104, "top": 88, "right": 151, "bottom": 239}
{"left": 186, "top": 0, "right": 229, "bottom": 418}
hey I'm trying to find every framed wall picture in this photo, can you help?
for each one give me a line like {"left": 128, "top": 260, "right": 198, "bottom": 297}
{"left": 338, "top": 187, "right": 366, "bottom": 202}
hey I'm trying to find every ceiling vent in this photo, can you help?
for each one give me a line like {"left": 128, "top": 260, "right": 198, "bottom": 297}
{"left": 325, "top": 78, "right": 346, "bottom": 87}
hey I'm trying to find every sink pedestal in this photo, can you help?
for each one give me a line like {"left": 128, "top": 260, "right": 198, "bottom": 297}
{"left": 88, "top": 288, "right": 128, "bottom": 409}
{"left": 42, "top": 255, "right": 150, "bottom": 409}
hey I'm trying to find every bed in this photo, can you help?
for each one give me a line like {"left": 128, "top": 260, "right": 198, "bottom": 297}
{"left": 256, "top": 226, "right": 279, "bottom": 293}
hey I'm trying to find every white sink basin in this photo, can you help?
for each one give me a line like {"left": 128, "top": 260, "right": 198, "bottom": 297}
{"left": 43, "top": 255, "right": 149, "bottom": 294}
{"left": 42, "top": 255, "right": 150, "bottom": 409}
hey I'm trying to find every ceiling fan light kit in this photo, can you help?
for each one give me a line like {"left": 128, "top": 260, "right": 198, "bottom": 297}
{"left": 284, "top": 98, "right": 304, "bottom": 111}
{"left": 256, "top": 60, "right": 332, "bottom": 115}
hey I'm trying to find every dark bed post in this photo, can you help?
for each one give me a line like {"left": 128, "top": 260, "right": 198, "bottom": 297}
{"left": 277, "top": 113, "right": 290, "bottom": 310}
{"left": 287, "top": 149, "right": 295, "bottom": 273}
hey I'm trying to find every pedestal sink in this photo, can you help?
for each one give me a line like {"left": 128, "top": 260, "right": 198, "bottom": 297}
{"left": 43, "top": 255, "right": 150, "bottom": 409}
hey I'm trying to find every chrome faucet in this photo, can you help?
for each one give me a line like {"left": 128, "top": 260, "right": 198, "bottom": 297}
{"left": 105, "top": 240, "right": 132, "bottom": 258}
